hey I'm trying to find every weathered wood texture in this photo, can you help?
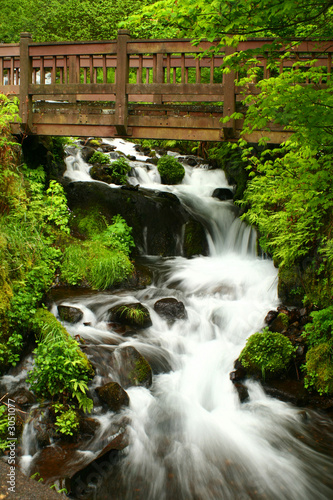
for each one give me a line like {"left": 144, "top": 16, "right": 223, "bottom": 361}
{"left": 0, "top": 32, "right": 332, "bottom": 142}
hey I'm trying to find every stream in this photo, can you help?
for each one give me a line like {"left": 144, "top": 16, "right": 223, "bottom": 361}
{"left": 9, "top": 139, "right": 333, "bottom": 498}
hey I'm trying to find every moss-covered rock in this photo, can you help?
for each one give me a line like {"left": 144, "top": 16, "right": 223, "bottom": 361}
{"left": 269, "top": 312, "right": 289, "bottom": 333}
{"left": 95, "top": 382, "right": 130, "bottom": 411}
{"left": 64, "top": 181, "right": 207, "bottom": 256}
{"left": 183, "top": 219, "right": 208, "bottom": 257}
{"left": 58, "top": 305, "right": 83, "bottom": 324}
{"left": 304, "top": 343, "right": 333, "bottom": 395}
{"left": 278, "top": 265, "right": 304, "bottom": 307}
{"left": 108, "top": 303, "right": 152, "bottom": 329}
{"left": 111, "top": 346, "right": 152, "bottom": 389}
{"left": 239, "top": 327, "right": 295, "bottom": 380}
{"left": 157, "top": 155, "right": 185, "bottom": 185}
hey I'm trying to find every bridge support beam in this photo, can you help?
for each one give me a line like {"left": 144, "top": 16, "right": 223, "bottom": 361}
{"left": 115, "top": 29, "right": 130, "bottom": 136}
{"left": 222, "top": 46, "right": 236, "bottom": 139}
{"left": 19, "top": 32, "right": 33, "bottom": 133}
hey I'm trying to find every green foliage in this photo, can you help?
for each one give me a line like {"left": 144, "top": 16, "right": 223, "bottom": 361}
{"left": 303, "top": 343, "right": 333, "bottom": 395}
{"left": 89, "top": 151, "right": 110, "bottom": 165}
{"left": 61, "top": 241, "right": 133, "bottom": 290}
{"left": 109, "top": 157, "right": 131, "bottom": 185}
{"left": 0, "top": 0, "right": 152, "bottom": 43}
{"left": 157, "top": 155, "right": 185, "bottom": 185}
{"left": 28, "top": 309, "right": 94, "bottom": 412}
{"left": 302, "top": 307, "right": 333, "bottom": 348}
{"left": 0, "top": 405, "right": 9, "bottom": 453}
{"left": 118, "top": 305, "right": 147, "bottom": 326}
{"left": 239, "top": 327, "right": 295, "bottom": 380}
{"left": 93, "top": 215, "right": 135, "bottom": 256}
{"left": 53, "top": 403, "right": 80, "bottom": 436}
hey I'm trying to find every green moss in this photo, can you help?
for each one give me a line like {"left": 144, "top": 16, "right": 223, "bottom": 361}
{"left": 33, "top": 309, "right": 94, "bottom": 377}
{"left": 278, "top": 265, "right": 304, "bottom": 307}
{"left": 157, "top": 155, "right": 185, "bottom": 185}
{"left": 304, "top": 342, "right": 333, "bottom": 395}
{"left": 129, "top": 357, "right": 152, "bottom": 385}
{"left": 239, "top": 327, "right": 295, "bottom": 380}
{"left": 183, "top": 220, "right": 207, "bottom": 257}
{"left": 278, "top": 313, "right": 289, "bottom": 329}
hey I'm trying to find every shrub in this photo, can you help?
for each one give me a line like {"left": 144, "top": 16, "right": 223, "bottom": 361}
{"left": 28, "top": 309, "right": 94, "bottom": 412}
{"left": 93, "top": 214, "right": 135, "bottom": 255}
{"left": 157, "top": 155, "right": 185, "bottom": 184}
{"left": 89, "top": 151, "right": 110, "bottom": 165}
{"left": 53, "top": 403, "right": 80, "bottom": 437}
{"left": 239, "top": 327, "right": 295, "bottom": 380}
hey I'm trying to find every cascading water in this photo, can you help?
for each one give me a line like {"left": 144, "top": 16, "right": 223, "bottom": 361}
{"left": 21, "top": 140, "right": 333, "bottom": 499}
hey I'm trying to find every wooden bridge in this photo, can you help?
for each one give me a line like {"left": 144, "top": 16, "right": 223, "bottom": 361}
{"left": 0, "top": 31, "right": 332, "bottom": 143}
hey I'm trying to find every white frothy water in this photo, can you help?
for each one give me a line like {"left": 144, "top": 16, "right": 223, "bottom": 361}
{"left": 44, "top": 140, "right": 333, "bottom": 498}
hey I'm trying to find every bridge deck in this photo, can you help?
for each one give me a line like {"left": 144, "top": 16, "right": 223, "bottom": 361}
{"left": 1, "top": 32, "right": 332, "bottom": 143}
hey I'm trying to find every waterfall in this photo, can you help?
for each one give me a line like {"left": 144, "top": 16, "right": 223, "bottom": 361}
{"left": 21, "top": 139, "right": 333, "bottom": 499}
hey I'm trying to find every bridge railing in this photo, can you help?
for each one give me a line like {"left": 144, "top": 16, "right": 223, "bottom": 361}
{"left": 0, "top": 31, "right": 332, "bottom": 137}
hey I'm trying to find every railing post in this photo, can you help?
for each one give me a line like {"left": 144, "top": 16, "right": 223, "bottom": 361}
{"left": 153, "top": 53, "right": 164, "bottom": 104}
{"left": 222, "top": 46, "right": 236, "bottom": 139}
{"left": 115, "top": 29, "right": 130, "bottom": 136}
{"left": 68, "top": 55, "right": 79, "bottom": 103}
{"left": 19, "top": 32, "right": 33, "bottom": 132}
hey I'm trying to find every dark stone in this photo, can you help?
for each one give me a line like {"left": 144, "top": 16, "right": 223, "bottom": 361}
{"left": 264, "top": 310, "right": 278, "bottom": 325}
{"left": 230, "top": 359, "right": 247, "bottom": 381}
{"left": 64, "top": 181, "right": 207, "bottom": 256}
{"left": 186, "top": 157, "right": 199, "bottom": 166}
{"left": 269, "top": 313, "right": 289, "bottom": 333}
{"left": 79, "top": 417, "right": 101, "bottom": 437}
{"left": 58, "top": 305, "right": 83, "bottom": 324}
{"left": 108, "top": 303, "right": 152, "bottom": 329}
{"left": 127, "top": 155, "right": 136, "bottom": 161}
{"left": 80, "top": 146, "right": 96, "bottom": 162}
{"left": 8, "top": 388, "right": 36, "bottom": 407}
{"left": 212, "top": 188, "right": 234, "bottom": 201}
{"left": 111, "top": 346, "right": 153, "bottom": 389}
{"left": 146, "top": 157, "right": 158, "bottom": 165}
{"left": 183, "top": 219, "right": 209, "bottom": 257}
{"left": 100, "top": 144, "right": 116, "bottom": 153}
{"left": 234, "top": 382, "right": 249, "bottom": 403}
{"left": 153, "top": 298, "right": 187, "bottom": 322}
{"left": 90, "top": 164, "right": 125, "bottom": 185}
{"left": 95, "top": 382, "right": 130, "bottom": 411}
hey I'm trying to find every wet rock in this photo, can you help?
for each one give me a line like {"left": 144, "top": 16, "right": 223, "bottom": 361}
{"left": 58, "top": 305, "right": 83, "bottom": 324}
{"left": 269, "top": 312, "right": 289, "bottom": 333}
{"left": 96, "top": 382, "right": 130, "bottom": 411}
{"left": 264, "top": 310, "right": 278, "bottom": 325}
{"left": 212, "top": 188, "right": 234, "bottom": 201}
{"left": 80, "top": 417, "right": 101, "bottom": 438}
{"left": 64, "top": 181, "right": 207, "bottom": 256}
{"left": 111, "top": 346, "right": 153, "bottom": 389}
{"left": 108, "top": 303, "right": 152, "bottom": 329}
{"left": 234, "top": 382, "right": 249, "bottom": 403}
{"left": 186, "top": 156, "right": 199, "bottom": 166}
{"left": 127, "top": 155, "right": 136, "bottom": 161}
{"left": 153, "top": 298, "right": 187, "bottom": 322}
{"left": 230, "top": 359, "right": 247, "bottom": 382}
{"left": 8, "top": 388, "right": 36, "bottom": 407}
{"left": 80, "top": 146, "right": 96, "bottom": 162}
{"left": 183, "top": 219, "right": 209, "bottom": 257}
{"left": 90, "top": 164, "right": 124, "bottom": 185}
{"left": 100, "top": 144, "right": 116, "bottom": 153}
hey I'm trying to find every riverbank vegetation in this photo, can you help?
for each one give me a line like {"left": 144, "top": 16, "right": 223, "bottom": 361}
{"left": 0, "top": 94, "right": 136, "bottom": 442}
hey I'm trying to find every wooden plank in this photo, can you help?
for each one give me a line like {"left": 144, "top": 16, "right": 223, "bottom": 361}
{"left": 181, "top": 54, "right": 185, "bottom": 83}
{"left": 126, "top": 83, "right": 223, "bottom": 95}
{"left": 0, "top": 58, "right": 3, "bottom": 85}
{"left": 34, "top": 123, "right": 118, "bottom": 136}
{"left": 29, "top": 42, "right": 117, "bottom": 57}
{"left": 137, "top": 55, "right": 143, "bottom": 84}
{"left": 29, "top": 83, "right": 116, "bottom": 94}
{"left": 103, "top": 55, "right": 107, "bottom": 83}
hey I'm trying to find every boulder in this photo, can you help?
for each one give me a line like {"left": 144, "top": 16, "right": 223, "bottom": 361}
{"left": 108, "top": 303, "right": 152, "bottom": 329}
{"left": 58, "top": 305, "right": 83, "bottom": 324}
{"left": 100, "top": 144, "right": 116, "bottom": 153}
{"left": 95, "top": 382, "right": 130, "bottom": 411}
{"left": 80, "top": 146, "right": 96, "bottom": 163}
{"left": 212, "top": 188, "right": 234, "bottom": 201}
{"left": 111, "top": 346, "right": 152, "bottom": 389}
{"left": 64, "top": 181, "right": 207, "bottom": 256}
{"left": 153, "top": 298, "right": 187, "bottom": 322}
{"left": 264, "top": 310, "right": 278, "bottom": 325}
